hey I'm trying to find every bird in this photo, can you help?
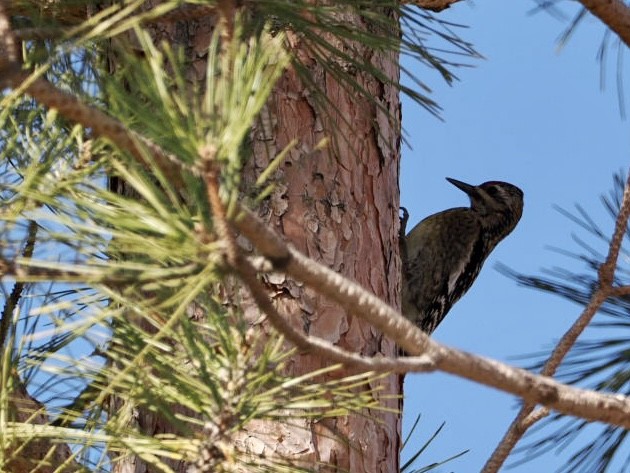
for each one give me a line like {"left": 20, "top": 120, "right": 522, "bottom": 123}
{"left": 400, "top": 177, "right": 524, "bottom": 334}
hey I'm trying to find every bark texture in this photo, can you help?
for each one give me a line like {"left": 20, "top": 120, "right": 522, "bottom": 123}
{"left": 239, "top": 18, "right": 402, "bottom": 472}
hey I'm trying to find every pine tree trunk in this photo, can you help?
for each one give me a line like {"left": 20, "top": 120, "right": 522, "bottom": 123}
{"left": 240, "top": 33, "right": 402, "bottom": 473}
{"left": 109, "top": 8, "right": 402, "bottom": 473}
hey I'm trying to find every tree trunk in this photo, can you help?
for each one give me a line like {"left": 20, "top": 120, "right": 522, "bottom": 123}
{"left": 241, "top": 36, "right": 402, "bottom": 473}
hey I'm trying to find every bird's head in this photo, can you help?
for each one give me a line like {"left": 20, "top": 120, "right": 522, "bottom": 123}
{"left": 446, "top": 177, "right": 524, "bottom": 231}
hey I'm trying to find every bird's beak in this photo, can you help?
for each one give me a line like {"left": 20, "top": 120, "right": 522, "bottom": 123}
{"left": 446, "top": 177, "right": 477, "bottom": 196}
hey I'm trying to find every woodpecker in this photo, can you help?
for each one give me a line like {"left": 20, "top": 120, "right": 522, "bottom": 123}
{"left": 400, "top": 178, "right": 523, "bottom": 334}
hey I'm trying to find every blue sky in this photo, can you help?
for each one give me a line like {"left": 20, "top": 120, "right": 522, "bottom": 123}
{"left": 400, "top": 0, "right": 630, "bottom": 471}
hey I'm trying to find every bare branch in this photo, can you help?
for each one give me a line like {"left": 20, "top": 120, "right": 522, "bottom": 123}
{"left": 434, "top": 343, "right": 630, "bottom": 428}
{"left": 579, "top": 0, "right": 630, "bottom": 50}
{"left": 599, "top": 172, "right": 630, "bottom": 284}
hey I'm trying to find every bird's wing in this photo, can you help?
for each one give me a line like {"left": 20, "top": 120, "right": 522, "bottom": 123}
{"left": 403, "top": 209, "right": 481, "bottom": 328}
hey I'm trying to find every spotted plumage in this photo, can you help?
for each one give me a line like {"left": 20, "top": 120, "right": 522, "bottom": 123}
{"left": 400, "top": 178, "right": 524, "bottom": 334}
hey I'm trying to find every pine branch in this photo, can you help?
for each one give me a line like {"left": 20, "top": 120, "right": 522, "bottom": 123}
{"left": 0, "top": 4, "right": 191, "bottom": 189}
{"left": 482, "top": 170, "right": 630, "bottom": 473}
{"left": 4, "top": 0, "right": 630, "bottom": 435}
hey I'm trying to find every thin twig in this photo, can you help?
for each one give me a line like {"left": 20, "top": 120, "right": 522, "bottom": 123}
{"left": 19, "top": 75, "right": 191, "bottom": 183}
{"left": 201, "top": 144, "right": 239, "bottom": 266}
{"left": 609, "top": 285, "right": 630, "bottom": 296}
{"left": 522, "top": 407, "right": 550, "bottom": 429}
{"left": 14, "top": 27, "right": 66, "bottom": 41}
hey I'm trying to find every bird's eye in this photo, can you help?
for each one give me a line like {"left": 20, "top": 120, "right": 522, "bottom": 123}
{"left": 486, "top": 186, "right": 499, "bottom": 196}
